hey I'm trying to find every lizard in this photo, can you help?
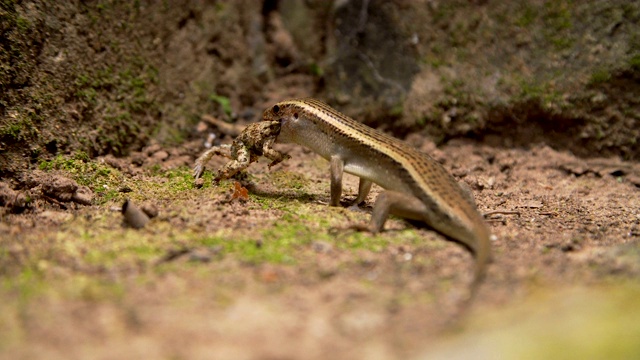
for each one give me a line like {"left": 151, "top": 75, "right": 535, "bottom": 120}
{"left": 193, "top": 120, "right": 290, "bottom": 183}
{"left": 262, "top": 98, "right": 492, "bottom": 300}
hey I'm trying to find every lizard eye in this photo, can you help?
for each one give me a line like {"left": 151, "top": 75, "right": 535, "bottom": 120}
{"left": 272, "top": 105, "right": 280, "bottom": 114}
{"left": 293, "top": 112, "right": 298, "bottom": 119}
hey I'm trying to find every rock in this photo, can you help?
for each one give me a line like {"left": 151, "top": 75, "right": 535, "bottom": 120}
{"left": 143, "top": 144, "right": 162, "bottom": 156}
{"left": 0, "top": 181, "right": 29, "bottom": 210}
{"left": 141, "top": 203, "right": 159, "bottom": 218}
{"left": 72, "top": 186, "right": 94, "bottom": 205}
{"left": 42, "top": 175, "right": 78, "bottom": 202}
{"left": 152, "top": 150, "right": 169, "bottom": 161}
{"left": 122, "top": 199, "right": 150, "bottom": 229}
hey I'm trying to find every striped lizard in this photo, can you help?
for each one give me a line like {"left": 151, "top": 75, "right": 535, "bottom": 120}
{"left": 262, "top": 98, "right": 492, "bottom": 299}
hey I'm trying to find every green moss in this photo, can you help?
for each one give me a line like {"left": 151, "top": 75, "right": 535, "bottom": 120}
{"left": 544, "top": 1, "right": 573, "bottom": 32}
{"left": 73, "top": 61, "right": 158, "bottom": 154}
{"left": 589, "top": 68, "right": 612, "bottom": 85}
{"left": 515, "top": 4, "right": 537, "bottom": 27}
{"left": 549, "top": 37, "right": 574, "bottom": 51}
{"left": 543, "top": 1, "right": 574, "bottom": 51}
{"left": 430, "top": 2, "right": 456, "bottom": 23}
{"left": 96, "top": 2, "right": 110, "bottom": 12}
{"left": 14, "top": 16, "right": 31, "bottom": 32}
{"left": 267, "top": 171, "right": 310, "bottom": 192}
{"left": 162, "top": 167, "right": 198, "bottom": 192}
{"left": 2, "top": 266, "right": 46, "bottom": 304}
{"left": 336, "top": 231, "right": 388, "bottom": 252}
{"left": 73, "top": 277, "right": 125, "bottom": 302}
{"left": 516, "top": 77, "right": 563, "bottom": 106}
{"left": 38, "top": 153, "right": 126, "bottom": 204}
{"left": 197, "top": 231, "right": 297, "bottom": 265}
{"left": 84, "top": 240, "right": 162, "bottom": 267}
{"left": 0, "top": 122, "right": 25, "bottom": 141}
{"left": 422, "top": 43, "right": 447, "bottom": 68}
{"left": 629, "top": 54, "right": 640, "bottom": 72}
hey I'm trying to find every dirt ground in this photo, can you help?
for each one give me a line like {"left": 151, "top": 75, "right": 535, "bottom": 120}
{"left": 1, "top": 132, "right": 639, "bottom": 359}
{"left": 2, "top": 1, "right": 640, "bottom": 359}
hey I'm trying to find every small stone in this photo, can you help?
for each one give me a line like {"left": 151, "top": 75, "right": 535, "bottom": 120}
{"left": 130, "top": 152, "right": 146, "bottom": 166}
{"left": 152, "top": 150, "right": 169, "bottom": 161}
{"left": 196, "top": 121, "right": 208, "bottom": 133}
{"left": 188, "top": 248, "right": 212, "bottom": 263}
{"left": 0, "top": 182, "right": 28, "bottom": 209}
{"left": 143, "top": 144, "right": 162, "bottom": 155}
{"left": 122, "top": 199, "right": 150, "bottom": 229}
{"left": 194, "top": 178, "right": 205, "bottom": 188}
{"left": 72, "top": 186, "right": 94, "bottom": 205}
{"left": 312, "top": 241, "right": 333, "bottom": 253}
{"left": 42, "top": 175, "right": 78, "bottom": 202}
{"left": 141, "top": 203, "right": 159, "bottom": 218}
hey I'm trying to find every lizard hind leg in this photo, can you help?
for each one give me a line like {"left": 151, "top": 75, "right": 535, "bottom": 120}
{"left": 349, "top": 190, "right": 428, "bottom": 234}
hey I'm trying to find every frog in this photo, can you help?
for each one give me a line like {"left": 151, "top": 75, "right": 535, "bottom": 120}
{"left": 193, "top": 120, "right": 290, "bottom": 183}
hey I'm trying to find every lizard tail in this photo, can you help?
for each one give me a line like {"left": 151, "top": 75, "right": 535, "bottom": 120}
{"left": 466, "top": 224, "right": 492, "bottom": 304}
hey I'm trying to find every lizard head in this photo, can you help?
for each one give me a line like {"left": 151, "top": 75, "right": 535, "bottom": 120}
{"left": 262, "top": 101, "right": 301, "bottom": 144}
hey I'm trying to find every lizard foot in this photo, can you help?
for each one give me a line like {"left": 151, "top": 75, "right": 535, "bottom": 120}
{"left": 328, "top": 222, "right": 376, "bottom": 236}
{"left": 346, "top": 202, "right": 366, "bottom": 213}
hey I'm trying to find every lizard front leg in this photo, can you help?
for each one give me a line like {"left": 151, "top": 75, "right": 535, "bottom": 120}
{"left": 329, "top": 155, "right": 345, "bottom": 207}
{"left": 330, "top": 157, "right": 372, "bottom": 208}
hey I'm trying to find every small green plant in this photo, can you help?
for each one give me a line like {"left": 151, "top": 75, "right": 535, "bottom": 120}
{"left": 210, "top": 94, "right": 233, "bottom": 117}
{"left": 309, "top": 63, "right": 324, "bottom": 77}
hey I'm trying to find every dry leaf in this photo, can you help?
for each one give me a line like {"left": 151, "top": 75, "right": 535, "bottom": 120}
{"left": 232, "top": 181, "right": 249, "bottom": 201}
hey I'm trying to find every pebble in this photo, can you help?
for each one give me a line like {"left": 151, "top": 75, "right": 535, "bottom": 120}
{"left": 122, "top": 199, "right": 150, "bottom": 229}
{"left": 72, "top": 186, "right": 94, "bottom": 205}
{"left": 42, "top": 174, "right": 78, "bottom": 202}
{"left": 141, "top": 203, "right": 159, "bottom": 218}
{"left": 152, "top": 150, "right": 169, "bottom": 161}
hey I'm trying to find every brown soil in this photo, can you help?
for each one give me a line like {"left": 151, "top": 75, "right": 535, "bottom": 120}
{"left": 1, "top": 135, "right": 639, "bottom": 359}
{"left": 2, "top": 1, "right": 640, "bottom": 359}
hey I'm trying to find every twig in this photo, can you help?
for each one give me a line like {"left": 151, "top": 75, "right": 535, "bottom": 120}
{"left": 483, "top": 210, "right": 520, "bottom": 218}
